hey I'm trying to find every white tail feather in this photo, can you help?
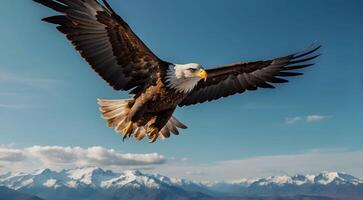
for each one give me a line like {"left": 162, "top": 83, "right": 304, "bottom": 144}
{"left": 97, "top": 98, "right": 187, "bottom": 142}
{"left": 98, "top": 98, "right": 132, "bottom": 133}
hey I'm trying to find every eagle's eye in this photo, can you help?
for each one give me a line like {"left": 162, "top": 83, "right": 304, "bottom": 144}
{"left": 189, "top": 68, "right": 198, "bottom": 72}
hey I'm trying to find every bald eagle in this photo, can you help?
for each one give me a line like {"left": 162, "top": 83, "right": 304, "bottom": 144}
{"left": 34, "top": 0, "right": 320, "bottom": 143}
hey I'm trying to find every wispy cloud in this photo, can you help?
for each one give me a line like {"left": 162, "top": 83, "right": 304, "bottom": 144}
{"left": 1, "top": 145, "right": 363, "bottom": 182}
{"left": 0, "top": 148, "right": 27, "bottom": 162}
{"left": 285, "top": 114, "right": 330, "bottom": 124}
{"left": 0, "top": 71, "right": 62, "bottom": 91}
{"left": 0, "top": 103, "right": 30, "bottom": 109}
{"left": 0, "top": 143, "right": 15, "bottom": 148}
{"left": 155, "top": 149, "right": 363, "bottom": 181}
{"left": 27, "top": 146, "right": 166, "bottom": 166}
{"left": 0, "top": 146, "right": 166, "bottom": 172}
{"left": 185, "top": 171, "right": 207, "bottom": 176}
{"left": 285, "top": 116, "right": 302, "bottom": 124}
{"left": 0, "top": 70, "right": 66, "bottom": 109}
{"left": 306, "top": 115, "right": 330, "bottom": 122}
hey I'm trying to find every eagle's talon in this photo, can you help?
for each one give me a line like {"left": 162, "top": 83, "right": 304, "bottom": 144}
{"left": 122, "top": 123, "right": 134, "bottom": 142}
{"left": 147, "top": 127, "right": 159, "bottom": 143}
{"left": 149, "top": 134, "right": 158, "bottom": 143}
{"left": 122, "top": 134, "right": 128, "bottom": 142}
{"left": 123, "top": 121, "right": 133, "bottom": 136}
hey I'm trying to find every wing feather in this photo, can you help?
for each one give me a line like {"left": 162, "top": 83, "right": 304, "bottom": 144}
{"left": 34, "top": 0, "right": 167, "bottom": 92}
{"left": 180, "top": 45, "right": 321, "bottom": 106}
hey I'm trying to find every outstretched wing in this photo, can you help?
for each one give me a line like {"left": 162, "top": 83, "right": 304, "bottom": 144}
{"left": 179, "top": 45, "right": 321, "bottom": 107}
{"left": 34, "top": 0, "right": 166, "bottom": 92}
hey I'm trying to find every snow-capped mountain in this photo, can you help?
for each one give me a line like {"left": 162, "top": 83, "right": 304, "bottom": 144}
{"left": 205, "top": 172, "right": 363, "bottom": 197}
{"left": 0, "top": 167, "right": 212, "bottom": 200}
{"left": 0, "top": 167, "right": 188, "bottom": 190}
{"left": 0, "top": 168, "right": 362, "bottom": 200}
{"left": 204, "top": 172, "right": 363, "bottom": 190}
{"left": 230, "top": 172, "right": 363, "bottom": 186}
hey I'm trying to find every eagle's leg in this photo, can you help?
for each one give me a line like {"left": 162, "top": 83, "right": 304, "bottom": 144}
{"left": 145, "top": 117, "right": 158, "bottom": 142}
{"left": 121, "top": 95, "right": 150, "bottom": 140}
{"left": 122, "top": 121, "right": 134, "bottom": 138}
{"left": 147, "top": 109, "right": 175, "bottom": 143}
{"left": 147, "top": 127, "right": 159, "bottom": 143}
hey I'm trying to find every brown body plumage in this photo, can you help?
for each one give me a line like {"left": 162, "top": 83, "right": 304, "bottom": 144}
{"left": 98, "top": 74, "right": 189, "bottom": 142}
{"left": 34, "top": 0, "right": 321, "bottom": 143}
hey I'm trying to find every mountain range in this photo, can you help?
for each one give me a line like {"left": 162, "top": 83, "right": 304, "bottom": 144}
{"left": 0, "top": 167, "right": 362, "bottom": 200}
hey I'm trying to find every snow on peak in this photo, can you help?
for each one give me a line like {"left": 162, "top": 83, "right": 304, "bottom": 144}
{"left": 0, "top": 168, "right": 362, "bottom": 191}
{"left": 31, "top": 169, "right": 54, "bottom": 176}
{"left": 313, "top": 172, "right": 362, "bottom": 185}
{"left": 227, "top": 178, "right": 258, "bottom": 185}
{"left": 43, "top": 179, "right": 60, "bottom": 188}
{"left": 100, "top": 170, "right": 163, "bottom": 189}
{"left": 123, "top": 170, "right": 143, "bottom": 178}
{"left": 257, "top": 175, "right": 293, "bottom": 186}
{"left": 0, "top": 167, "right": 168, "bottom": 191}
{"left": 314, "top": 172, "right": 340, "bottom": 185}
{"left": 227, "top": 172, "right": 362, "bottom": 187}
{"left": 0, "top": 172, "right": 11, "bottom": 180}
{"left": 66, "top": 167, "right": 114, "bottom": 185}
{"left": 151, "top": 173, "right": 192, "bottom": 186}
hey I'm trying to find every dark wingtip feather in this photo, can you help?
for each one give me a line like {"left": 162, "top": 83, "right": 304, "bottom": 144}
{"left": 33, "top": 0, "right": 67, "bottom": 12}
{"left": 294, "top": 44, "right": 322, "bottom": 59}
{"left": 42, "top": 16, "right": 68, "bottom": 25}
{"left": 278, "top": 72, "right": 304, "bottom": 77}
{"left": 269, "top": 77, "right": 289, "bottom": 83}
{"left": 260, "top": 82, "right": 276, "bottom": 89}
{"left": 284, "top": 64, "right": 314, "bottom": 70}
{"left": 101, "top": 0, "right": 125, "bottom": 23}
{"left": 289, "top": 54, "right": 321, "bottom": 65}
{"left": 102, "top": 0, "right": 116, "bottom": 14}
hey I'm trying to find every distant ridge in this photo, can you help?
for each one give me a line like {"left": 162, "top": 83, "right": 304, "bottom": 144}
{"left": 0, "top": 186, "right": 44, "bottom": 200}
{"left": 1, "top": 167, "right": 362, "bottom": 200}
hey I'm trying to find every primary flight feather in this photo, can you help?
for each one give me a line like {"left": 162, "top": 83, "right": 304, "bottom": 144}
{"left": 34, "top": 0, "right": 321, "bottom": 143}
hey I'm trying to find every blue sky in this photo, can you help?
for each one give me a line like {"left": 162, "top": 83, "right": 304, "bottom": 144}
{"left": 0, "top": 0, "right": 362, "bottom": 180}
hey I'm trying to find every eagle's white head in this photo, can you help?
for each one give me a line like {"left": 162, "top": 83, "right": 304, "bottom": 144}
{"left": 166, "top": 63, "right": 208, "bottom": 93}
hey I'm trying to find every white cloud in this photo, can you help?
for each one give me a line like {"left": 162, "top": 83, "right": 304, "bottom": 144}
{"left": 0, "top": 71, "right": 66, "bottom": 108}
{"left": 285, "top": 115, "right": 330, "bottom": 124}
{"left": 285, "top": 116, "right": 302, "bottom": 124}
{"left": 0, "top": 148, "right": 26, "bottom": 162}
{"left": 306, "top": 115, "right": 329, "bottom": 122}
{"left": 185, "top": 171, "right": 207, "bottom": 176}
{"left": 2, "top": 145, "right": 363, "bottom": 182}
{"left": 0, "top": 143, "right": 15, "bottom": 148}
{"left": 0, "top": 146, "right": 166, "bottom": 172}
{"left": 0, "top": 104, "right": 29, "bottom": 109}
{"left": 26, "top": 146, "right": 165, "bottom": 166}
{"left": 181, "top": 157, "right": 189, "bottom": 162}
{"left": 0, "top": 71, "right": 61, "bottom": 90}
{"left": 153, "top": 150, "right": 363, "bottom": 181}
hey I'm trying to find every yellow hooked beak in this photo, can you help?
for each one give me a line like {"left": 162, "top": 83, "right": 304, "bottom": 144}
{"left": 198, "top": 69, "right": 208, "bottom": 82}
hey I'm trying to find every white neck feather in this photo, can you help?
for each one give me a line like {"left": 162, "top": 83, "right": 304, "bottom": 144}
{"left": 166, "top": 64, "right": 201, "bottom": 93}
